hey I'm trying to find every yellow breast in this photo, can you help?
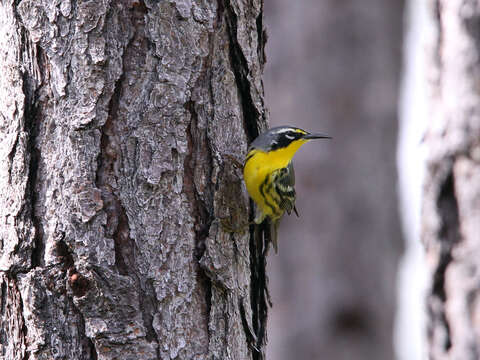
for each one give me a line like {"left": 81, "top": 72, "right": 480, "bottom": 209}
{"left": 243, "top": 139, "right": 307, "bottom": 218}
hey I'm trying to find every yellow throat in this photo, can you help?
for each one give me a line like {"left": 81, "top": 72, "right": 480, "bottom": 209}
{"left": 243, "top": 138, "right": 308, "bottom": 218}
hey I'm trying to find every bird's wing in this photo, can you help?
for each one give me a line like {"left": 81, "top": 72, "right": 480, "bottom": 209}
{"left": 274, "top": 162, "right": 297, "bottom": 216}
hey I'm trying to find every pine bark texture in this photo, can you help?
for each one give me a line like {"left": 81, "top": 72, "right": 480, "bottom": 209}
{"left": 424, "top": 0, "right": 480, "bottom": 358}
{"left": 0, "top": 1, "right": 269, "bottom": 359}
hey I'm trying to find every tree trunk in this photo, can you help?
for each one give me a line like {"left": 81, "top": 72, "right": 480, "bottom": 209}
{"left": 0, "top": 1, "right": 269, "bottom": 359}
{"left": 424, "top": 0, "right": 480, "bottom": 358}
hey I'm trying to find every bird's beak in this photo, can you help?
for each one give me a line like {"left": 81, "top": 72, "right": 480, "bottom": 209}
{"left": 303, "top": 132, "right": 331, "bottom": 140}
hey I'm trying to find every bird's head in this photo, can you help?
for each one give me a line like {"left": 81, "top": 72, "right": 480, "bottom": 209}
{"left": 249, "top": 126, "right": 331, "bottom": 153}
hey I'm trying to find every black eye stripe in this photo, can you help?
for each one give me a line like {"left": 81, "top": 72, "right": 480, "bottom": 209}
{"left": 270, "top": 132, "right": 302, "bottom": 150}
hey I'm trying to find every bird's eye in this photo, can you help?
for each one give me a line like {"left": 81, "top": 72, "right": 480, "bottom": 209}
{"left": 285, "top": 134, "right": 294, "bottom": 140}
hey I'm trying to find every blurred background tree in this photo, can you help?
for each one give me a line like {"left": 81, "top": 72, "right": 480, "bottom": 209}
{"left": 263, "top": 1, "right": 405, "bottom": 359}
{"left": 423, "top": 1, "right": 480, "bottom": 359}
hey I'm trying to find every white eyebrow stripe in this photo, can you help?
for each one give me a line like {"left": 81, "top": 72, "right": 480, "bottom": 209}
{"left": 272, "top": 128, "right": 293, "bottom": 134}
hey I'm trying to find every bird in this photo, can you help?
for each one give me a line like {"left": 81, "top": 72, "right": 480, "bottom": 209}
{"left": 243, "top": 126, "right": 330, "bottom": 252}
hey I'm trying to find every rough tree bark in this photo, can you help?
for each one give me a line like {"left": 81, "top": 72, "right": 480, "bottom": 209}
{"left": 424, "top": 0, "right": 480, "bottom": 359}
{"left": 0, "top": 1, "right": 269, "bottom": 359}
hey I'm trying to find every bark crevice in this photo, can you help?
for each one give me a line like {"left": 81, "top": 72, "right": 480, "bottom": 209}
{"left": 17, "top": 25, "right": 44, "bottom": 271}
{"left": 184, "top": 100, "right": 214, "bottom": 260}
{"left": 222, "top": 2, "right": 269, "bottom": 358}
{"left": 247, "top": 224, "right": 269, "bottom": 360}
{"left": 98, "top": 72, "right": 161, "bottom": 351}
{"left": 255, "top": 4, "right": 266, "bottom": 69}
{"left": 95, "top": 4, "right": 162, "bottom": 353}
{"left": 98, "top": 69, "right": 130, "bottom": 275}
{"left": 429, "top": 169, "right": 461, "bottom": 351}
{"left": 75, "top": 298, "right": 97, "bottom": 360}
{"left": 223, "top": 0, "right": 261, "bottom": 142}
{"left": 24, "top": 72, "right": 42, "bottom": 270}
{"left": 435, "top": 170, "right": 460, "bottom": 296}
{"left": 184, "top": 99, "right": 214, "bottom": 348}
{"left": 54, "top": 239, "right": 101, "bottom": 359}
{"left": 88, "top": 338, "right": 98, "bottom": 360}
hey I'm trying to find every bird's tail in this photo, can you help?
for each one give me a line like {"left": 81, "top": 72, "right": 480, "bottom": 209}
{"left": 269, "top": 218, "right": 280, "bottom": 254}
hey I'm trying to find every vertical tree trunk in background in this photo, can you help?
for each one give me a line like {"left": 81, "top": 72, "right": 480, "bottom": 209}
{"left": 424, "top": 0, "right": 480, "bottom": 358}
{"left": 0, "top": 1, "right": 269, "bottom": 359}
